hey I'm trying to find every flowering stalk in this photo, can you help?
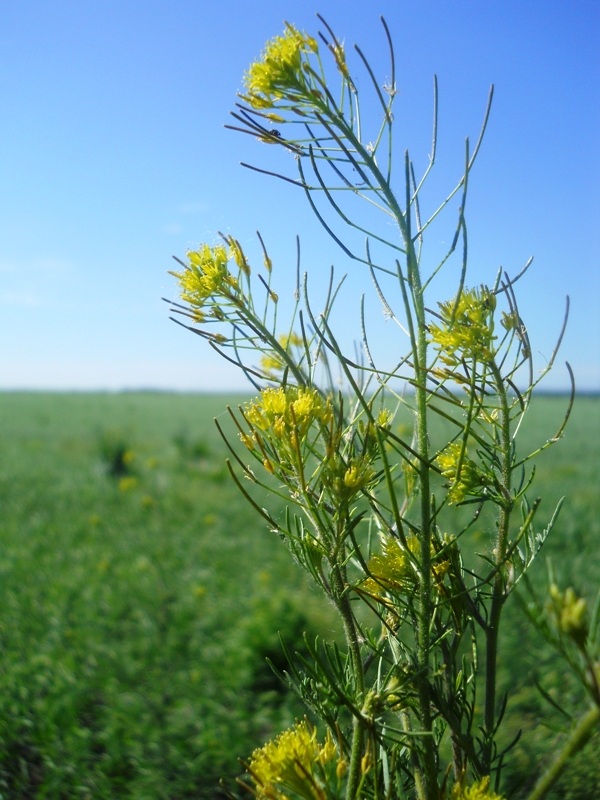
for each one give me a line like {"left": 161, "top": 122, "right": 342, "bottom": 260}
{"left": 166, "top": 16, "right": 581, "bottom": 800}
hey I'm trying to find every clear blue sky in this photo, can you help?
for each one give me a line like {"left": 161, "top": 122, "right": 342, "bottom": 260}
{"left": 1, "top": 0, "right": 598, "bottom": 391}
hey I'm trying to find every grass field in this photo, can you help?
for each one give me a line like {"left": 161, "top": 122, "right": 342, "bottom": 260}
{"left": 0, "top": 392, "right": 598, "bottom": 799}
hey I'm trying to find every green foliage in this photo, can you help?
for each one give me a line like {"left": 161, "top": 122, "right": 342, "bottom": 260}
{"left": 0, "top": 393, "right": 339, "bottom": 798}
{"left": 0, "top": 394, "right": 598, "bottom": 796}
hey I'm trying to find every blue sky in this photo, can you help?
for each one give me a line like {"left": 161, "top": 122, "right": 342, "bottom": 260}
{"left": 1, "top": 0, "right": 598, "bottom": 391}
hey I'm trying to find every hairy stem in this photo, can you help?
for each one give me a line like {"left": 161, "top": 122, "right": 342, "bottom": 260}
{"left": 413, "top": 270, "right": 438, "bottom": 798}
{"left": 483, "top": 362, "right": 513, "bottom": 771}
{"left": 332, "top": 562, "right": 365, "bottom": 800}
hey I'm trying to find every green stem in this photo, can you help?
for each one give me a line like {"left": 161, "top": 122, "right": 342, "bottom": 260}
{"left": 313, "top": 97, "right": 438, "bottom": 798}
{"left": 483, "top": 362, "right": 512, "bottom": 771}
{"left": 331, "top": 562, "right": 365, "bottom": 800}
{"left": 401, "top": 711, "right": 427, "bottom": 800}
{"left": 413, "top": 284, "right": 438, "bottom": 798}
{"left": 525, "top": 705, "right": 600, "bottom": 800}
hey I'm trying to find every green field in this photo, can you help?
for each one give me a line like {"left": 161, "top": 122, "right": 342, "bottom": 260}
{"left": 0, "top": 393, "right": 598, "bottom": 799}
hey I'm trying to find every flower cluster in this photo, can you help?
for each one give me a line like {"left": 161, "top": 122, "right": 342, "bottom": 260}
{"left": 451, "top": 777, "right": 504, "bottom": 800}
{"left": 362, "top": 534, "right": 449, "bottom": 597}
{"left": 170, "top": 243, "right": 239, "bottom": 320}
{"left": 436, "top": 441, "right": 490, "bottom": 505}
{"left": 429, "top": 287, "right": 496, "bottom": 366}
{"left": 242, "top": 24, "right": 319, "bottom": 110}
{"left": 362, "top": 536, "right": 420, "bottom": 594}
{"left": 320, "top": 453, "right": 377, "bottom": 502}
{"left": 243, "top": 387, "right": 332, "bottom": 444}
{"left": 249, "top": 721, "right": 337, "bottom": 800}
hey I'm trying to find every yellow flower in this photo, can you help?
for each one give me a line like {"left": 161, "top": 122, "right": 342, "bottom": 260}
{"left": 451, "top": 776, "right": 504, "bottom": 800}
{"left": 318, "top": 729, "right": 337, "bottom": 765}
{"left": 262, "top": 387, "right": 289, "bottom": 416}
{"left": 242, "top": 24, "right": 319, "bottom": 109}
{"left": 273, "top": 416, "right": 287, "bottom": 439}
{"left": 362, "top": 536, "right": 420, "bottom": 593}
{"left": 429, "top": 287, "right": 496, "bottom": 366}
{"left": 343, "top": 458, "right": 375, "bottom": 491}
{"left": 377, "top": 408, "right": 393, "bottom": 428}
{"left": 261, "top": 353, "right": 285, "bottom": 373}
{"left": 362, "top": 535, "right": 449, "bottom": 595}
{"left": 170, "top": 243, "right": 239, "bottom": 312}
{"left": 330, "top": 42, "right": 349, "bottom": 80}
{"left": 336, "top": 759, "right": 347, "bottom": 780}
{"left": 260, "top": 333, "right": 303, "bottom": 375}
{"left": 244, "top": 387, "right": 332, "bottom": 443}
{"left": 249, "top": 721, "right": 336, "bottom": 800}
{"left": 436, "top": 441, "right": 489, "bottom": 505}
{"left": 227, "top": 236, "right": 251, "bottom": 276}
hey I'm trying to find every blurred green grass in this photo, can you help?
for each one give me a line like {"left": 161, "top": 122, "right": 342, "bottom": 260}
{"left": 0, "top": 393, "right": 597, "bottom": 798}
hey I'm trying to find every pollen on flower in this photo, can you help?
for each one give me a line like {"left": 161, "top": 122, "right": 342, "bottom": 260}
{"left": 248, "top": 721, "right": 336, "bottom": 799}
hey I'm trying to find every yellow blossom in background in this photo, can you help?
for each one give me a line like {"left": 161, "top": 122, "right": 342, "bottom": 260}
{"left": 282, "top": 332, "right": 304, "bottom": 348}
{"left": 451, "top": 776, "right": 504, "bottom": 800}
{"left": 242, "top": 24, "right": 319, "bottom": 110}
{"left": 249, "top": 720, "right": 336, "bottom": 800}
{"left": 261, "top": 353, "right": 285, "bottom": 373}
{"left": 429, "top": 287, "right": 496, "bottom": 366}
{"left": 118, "top": 476, "right": 138, "bottom": 492}
{"left": 260, "top": 333, "right": 304, "bottom": 376}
